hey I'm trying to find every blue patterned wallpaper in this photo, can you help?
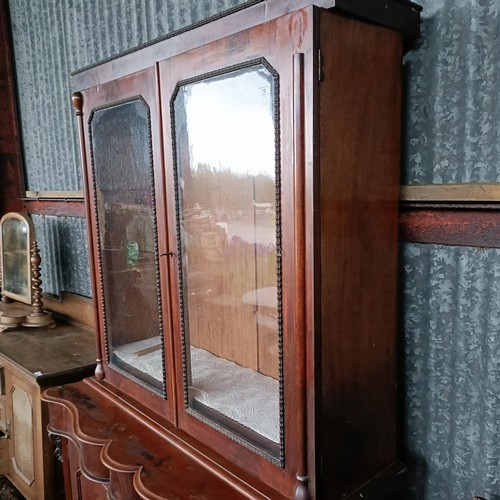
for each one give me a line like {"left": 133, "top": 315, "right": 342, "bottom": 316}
{"left": 403, "top": 0, "right": 500, "bottom": 184}
{"left": 31, "top": 215, "right": 91, "bottom": 297}
{"left": 8, "top": 0, "right": 254, "bottom": 191}
{"left": 401, "top": 243, "right": 500, "bottom": 499}
{"left": 401, "top": 1, "right": 500, "bottom": 498}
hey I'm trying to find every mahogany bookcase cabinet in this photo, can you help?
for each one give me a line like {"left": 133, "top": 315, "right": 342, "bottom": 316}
{"left": 42, "top": 1, "right": 420, "bottom": 498}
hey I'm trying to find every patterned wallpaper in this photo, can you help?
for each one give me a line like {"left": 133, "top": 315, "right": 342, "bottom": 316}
{"left": 8, "top": 0, "right": 255, "bottom": 192}
{"left": 31, "top": 215, "right": 91, "bottom": 297}
{"left": 401, "top": 1, "right": 500, "bottom": 498}
{"left": 401, "top": 243, "right": 500, "bottom": 499}
{"left": 403, "top": 0, "right": 500, "bottom": 184}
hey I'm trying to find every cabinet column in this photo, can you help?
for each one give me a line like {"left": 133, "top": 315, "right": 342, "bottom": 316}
{"left": 292, "top": 51, "right": 310, "bottom": 500}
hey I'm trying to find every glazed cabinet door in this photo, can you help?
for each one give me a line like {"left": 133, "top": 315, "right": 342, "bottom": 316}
{"left": 80, "top": 67, "right": 175, "bottom": 419}
{"left": 160, "top": 8, "right": 315, "bottom": 497}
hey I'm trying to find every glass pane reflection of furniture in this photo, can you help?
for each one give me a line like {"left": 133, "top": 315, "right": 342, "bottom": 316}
{"left": 173, "top": 64, "right": 282, "bottom": 458}
{"left": 90, "top": 98, "right": 166, "bottom": 394}
{"left": 0, "top": 212, "right": 34, "bottom": 305}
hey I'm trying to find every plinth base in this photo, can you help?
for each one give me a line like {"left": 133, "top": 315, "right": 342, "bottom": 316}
{"left": 0, "top": 313, "right": 26, "bottom": 328}
{"left": 23, "top": 312, "right": 56, "bottom": 328}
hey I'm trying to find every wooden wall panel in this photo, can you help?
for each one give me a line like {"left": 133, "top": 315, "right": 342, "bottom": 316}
{"left": 0, "top": 0, "right": 24, "bottom": 215}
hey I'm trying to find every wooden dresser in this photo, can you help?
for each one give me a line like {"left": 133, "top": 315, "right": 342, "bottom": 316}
{"left": 0, "top": 312, "right": 95, "bottom": 499}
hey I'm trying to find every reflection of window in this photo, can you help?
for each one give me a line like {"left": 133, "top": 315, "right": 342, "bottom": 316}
{"left": 181, "top": 66, "right": 275, "bottom": 178}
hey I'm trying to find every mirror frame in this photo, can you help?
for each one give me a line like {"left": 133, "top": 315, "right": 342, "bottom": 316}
{"left": 0, "top": 212, "right": 35, "bottom": 305}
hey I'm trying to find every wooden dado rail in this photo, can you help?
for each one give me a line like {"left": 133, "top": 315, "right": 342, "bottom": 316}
{"left": 400, "top": 183, "right": 500, "bottom": 249}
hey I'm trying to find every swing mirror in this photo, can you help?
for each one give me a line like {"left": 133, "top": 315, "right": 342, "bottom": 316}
{"left": 0, "top": 212, "right": 35, "bottom": 305}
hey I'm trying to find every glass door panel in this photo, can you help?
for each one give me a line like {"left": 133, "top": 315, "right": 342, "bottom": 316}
{"left": 89, "top": 98, "right": 166, "bottom": 395}
{"left": 172, "top": 63, "right": 283, "bottom": 460}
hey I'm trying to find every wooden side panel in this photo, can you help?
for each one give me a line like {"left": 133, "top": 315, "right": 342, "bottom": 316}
{"left": 65, "top": 440, "right": 108, "bottom": 500}
{"left": 4, "top": 367, "right": 52, "bottom": 500}
{"left": 0, "top": 362, "right": 9, "bottom": 476}
{"left": 318, "top": 12, "right": 403, "bottom": 498}
{"left": 0, "top": 0, "right": 24, "bottom": 214}
{"left": 10, "top": 385, "right": 35, "bottom": 485}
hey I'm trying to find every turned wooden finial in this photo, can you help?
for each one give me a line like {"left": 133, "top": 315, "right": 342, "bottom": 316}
{"left": 95, "top": 359, "right": 105, "bottom": 380}
{"left": 72, "top": 92, "right": 83, "bottom": 115}
{"left": 292, "top": 475, "right": 311, "bottom": 500}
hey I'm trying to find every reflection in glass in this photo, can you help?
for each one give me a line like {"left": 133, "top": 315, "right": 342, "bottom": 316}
{"left": 174, "top": 63, "right": 282, "bottom": 459}
{"left": 90, "top": 99, "right": 165, "bottom": 394}
{"left": 0, "top": 213, "right": 34, "bottom": 304}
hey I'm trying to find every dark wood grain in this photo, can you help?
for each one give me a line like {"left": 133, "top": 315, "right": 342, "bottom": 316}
{"left": 400, "top": 208, "right": 500, "bottom": 248}
{"left": 23, "top": 199, "right": 85, "bottom": 218}
{"left": 43, "top": 379, "right": 287, "bottom": 500}
{"left": 292, "top": 51, "right": 310, "bottom": 500}
{"left": 318, "top": 11, "right": 404, "bottom": 498}
{"left": 0, "top": 0, "right": 25, "bottom": 215}
{"left": 0, "top": 320, "right": 95, "bottom": 385}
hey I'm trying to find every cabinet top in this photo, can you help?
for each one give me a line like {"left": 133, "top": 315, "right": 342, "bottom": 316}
{"left": 0, "top": 322, "right": 96, "bottom": 385}
{"left": 71, "top": 0, "right": 420, "bottom": 91}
